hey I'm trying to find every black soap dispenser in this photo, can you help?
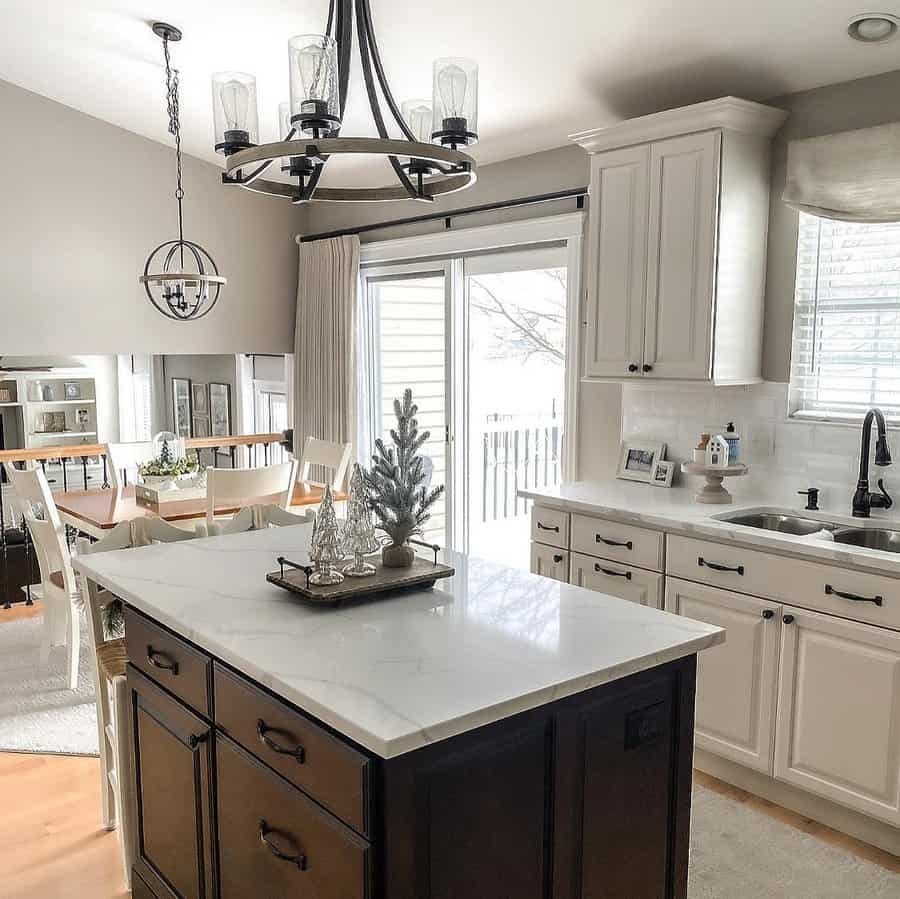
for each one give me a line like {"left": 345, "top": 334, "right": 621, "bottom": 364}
{"left": 724, "top": 422, "right": 740, "bottom": 463}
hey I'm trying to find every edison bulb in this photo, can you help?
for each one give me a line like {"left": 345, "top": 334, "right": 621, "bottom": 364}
{"left": 220, "top": 79, "right": 250, "bottom": 130}
{"left": 298, "top": 43, "right": 327, "bottom": 100}
{"left": 437, "top": 64, "right": 467, "bottom": 118}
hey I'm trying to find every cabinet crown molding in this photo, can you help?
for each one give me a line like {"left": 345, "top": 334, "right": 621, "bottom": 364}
{"left": 569, "top": 96, "right": 788, "bottom": 154}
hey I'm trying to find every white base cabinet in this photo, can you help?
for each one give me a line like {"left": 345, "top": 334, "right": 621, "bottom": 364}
{"left": 572, "top": 553, "right": 662, "bottom": 609}
{"left": 775, "top": 606, "right": 900, "bottom": 827}
{"left": 529, "top": 543, "right": 569, "bottom": 583}
{"left": 665, "top": 578, "right": 780, "bottom": 773}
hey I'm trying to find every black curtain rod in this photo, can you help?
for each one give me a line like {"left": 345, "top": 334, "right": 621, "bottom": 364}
{"left": 298, "top": 187, "right": 588, "bottom": 243}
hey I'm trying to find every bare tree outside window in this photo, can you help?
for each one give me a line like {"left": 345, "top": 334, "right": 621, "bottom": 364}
{"left": 468, "top": 268, "right": 566, "bottom": 365}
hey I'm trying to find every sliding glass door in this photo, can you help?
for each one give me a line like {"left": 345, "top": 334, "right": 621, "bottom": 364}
{"left": 361, "top": 240, "right": 572, "bottom": 565}
{"left": 363, "top": 264, "right": 452, "bottom": 546}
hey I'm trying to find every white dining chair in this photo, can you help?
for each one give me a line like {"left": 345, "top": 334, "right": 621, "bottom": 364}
{"left": 206, "top": 503, "right": 315, "bottom": 536}
{"left": 297, "top": 436, "right": 352, "bottom": 491}
{"left": 105, "top": 439, "right": 186, "bottom": 519}
{"left": 204, "top": 460, "right": 298, "bottom": 527}
{"left": 132, "top": 516, "right": 204, "bottom": 545}
{"left": 4, "top": 463, "right": 82, "bottom": 689}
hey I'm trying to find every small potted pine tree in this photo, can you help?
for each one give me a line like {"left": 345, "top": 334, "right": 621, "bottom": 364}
{"left": 365, "top": 389, "right": 444, "bottom": 568}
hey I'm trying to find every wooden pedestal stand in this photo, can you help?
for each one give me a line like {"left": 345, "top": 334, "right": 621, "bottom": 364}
{"left": 680, "top": 462, "right": 749, "bottom": 504}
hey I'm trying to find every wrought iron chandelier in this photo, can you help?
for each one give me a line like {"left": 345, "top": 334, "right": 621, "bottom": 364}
{"left": 141, "top": 23, "right": 226, "bottom": 321}
{"left": 212, "top": 0, "right": 479, "bottom": 203}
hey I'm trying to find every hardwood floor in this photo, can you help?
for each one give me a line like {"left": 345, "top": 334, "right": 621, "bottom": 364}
{"left": 0, "top": 753, "right": 127, "bottom": 899}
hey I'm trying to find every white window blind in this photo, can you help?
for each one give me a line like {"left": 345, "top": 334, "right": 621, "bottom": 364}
{"left": 790, "top": 212, "right": 900, "bottom": 422}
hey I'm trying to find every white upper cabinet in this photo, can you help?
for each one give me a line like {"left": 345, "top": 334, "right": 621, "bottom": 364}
{"left": 572, "top": 97, "right": 788, "bottom": 384}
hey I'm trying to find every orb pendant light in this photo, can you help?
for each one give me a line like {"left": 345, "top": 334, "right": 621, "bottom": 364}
{"left": 140, "top": 23, "right": 226, "bottom": 321}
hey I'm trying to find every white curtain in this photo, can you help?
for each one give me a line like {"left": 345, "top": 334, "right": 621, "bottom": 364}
{"left": 783, "top": 122, "right": 900, "bottom": 222}
{"left": 293, "top": 235, "right": 360, "bottom": 470}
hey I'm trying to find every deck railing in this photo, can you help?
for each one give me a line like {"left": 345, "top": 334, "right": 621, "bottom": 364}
{"left": 481, "top": 412, "right": 560, "bottom": 523}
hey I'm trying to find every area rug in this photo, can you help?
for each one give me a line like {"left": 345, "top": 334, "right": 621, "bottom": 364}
{"left": 0, "top": 612, "right": 98, "bottom": 755}
{"left": 689, "top": 784, "right": 900, "bottom": 897}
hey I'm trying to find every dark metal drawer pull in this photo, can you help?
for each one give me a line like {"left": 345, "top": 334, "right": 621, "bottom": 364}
{"left": 146, "top": 646, "right": 179, "bottom": 675}
{"left": 258, "top": 819, "right": 307, "bottom": 870}
{"left": 257, "top": 719, "right": 306, "bottom": 763}
{"left": 597, "top": 536, "right": 632, "bottom": 549}
{"left": 762, "top": 609, "right": 775, "bottom": 620}
{"left": 552, "top": 554, "right": 564, "bottom": 564}
{"left": 596, "top": 564, "right": 631, "bottom": 580}
{"left": 825, "top": 584, "right": 883, "bottom": 607}
{"left": 698, "top": 557, "right": 744, "bottom": 576}
{"left": 536, "top": 522, "right": 559, "bottom": 532}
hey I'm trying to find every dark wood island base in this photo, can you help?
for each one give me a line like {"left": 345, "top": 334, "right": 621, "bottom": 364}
{"left": 124, "top": 606, "right": 697, "bottom": 899}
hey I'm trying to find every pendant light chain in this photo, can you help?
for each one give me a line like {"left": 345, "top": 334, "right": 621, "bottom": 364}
{"left": 162, "top": 35, "right": 185, "bottom": 252}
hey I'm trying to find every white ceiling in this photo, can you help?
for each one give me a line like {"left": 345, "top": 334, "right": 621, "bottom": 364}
{"left": 2, "top": 0, "right": 900, "bottom": 188}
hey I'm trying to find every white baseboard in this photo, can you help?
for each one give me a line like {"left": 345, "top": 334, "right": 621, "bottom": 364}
{"left": 694, "top": 749, "right": 900, "bottom": 858}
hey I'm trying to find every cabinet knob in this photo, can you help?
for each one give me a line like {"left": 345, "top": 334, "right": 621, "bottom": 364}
{"left": 552, "top": 554, "right": 564, "bottom": 564}
{"left": 628, "top": 363, "right": 639, "bottom": 373}
{"left": 642, "top": 363, "right": 653, "bottom": 373}
{"left": 762, "top": 609, "right": 774, "bottom": 620}
{"left": 783, "top": 614, "right": 795, "bottom": 625}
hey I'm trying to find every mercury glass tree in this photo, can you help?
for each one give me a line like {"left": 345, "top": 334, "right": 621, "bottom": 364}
{"left": 342, "top": 464, "right": 379, "bottom": 577}
{"left": 309, "top": 485, "right": 344, "bottom": 585}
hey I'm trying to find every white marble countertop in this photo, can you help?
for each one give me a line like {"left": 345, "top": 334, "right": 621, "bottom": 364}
{"left": 519, "top": 479, "right": 900, "bottom": 576}
{"left": 73, "top": 524, "right": 723, "bottom": 759}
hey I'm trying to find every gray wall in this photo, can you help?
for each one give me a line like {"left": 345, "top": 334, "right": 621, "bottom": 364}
{"left": 159, "top": 354, "right": 237, "bottom": 434}
{"left": 763, "top": 68, "right": 900, "bottom": 382}
{"left": 297, "top": 144, "right": 589, "bottom": 242}
{"left": 0, "top": 79, "right": 299, "bottom": 355}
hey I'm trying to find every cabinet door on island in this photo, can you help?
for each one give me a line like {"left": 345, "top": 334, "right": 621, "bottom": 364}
{"left": 126, "top": 666, "right": 216, "bottom": 899}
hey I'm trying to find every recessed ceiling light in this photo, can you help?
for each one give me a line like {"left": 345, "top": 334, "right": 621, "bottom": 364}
{"left": 848, "top": 13, "right": 900, "bottom": 43}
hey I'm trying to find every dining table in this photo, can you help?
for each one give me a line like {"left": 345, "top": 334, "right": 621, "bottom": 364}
{"left": 55, "top": 481, "right": 344, "bottom": 540}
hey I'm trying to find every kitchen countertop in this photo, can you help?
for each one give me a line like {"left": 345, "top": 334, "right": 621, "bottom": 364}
{"left": 73, "top": 523, "right": 723, "bottom": 759}
{"left": 519, "top": 478, "right": 900, "bottom": 576}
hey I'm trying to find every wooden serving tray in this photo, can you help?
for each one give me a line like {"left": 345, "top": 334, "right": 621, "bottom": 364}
{"left": 266, "top": 556, "right": 455, "bottom": 606}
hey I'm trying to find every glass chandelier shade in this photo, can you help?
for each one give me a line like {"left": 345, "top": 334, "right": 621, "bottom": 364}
{"left": 432, "top": 58, "right": 478, "bottom": 146}
{"left": 288, "top": 34, "right": 340, "bottom": 136}
{"left": 401, "top": 99, "right": 433, "bottom": 144}
{"left": 212, "top": 71, "right": 259, "bottom": 154}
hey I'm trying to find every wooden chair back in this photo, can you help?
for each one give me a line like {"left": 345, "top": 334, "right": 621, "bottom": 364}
{"left": 205, "top": 460, "right": 298, "bottom": 524}
{"left": 298, "top": 436, "right": 352, "bottom": 490}
{"left": 3, "top": 463, "right": 77, "bottom": 597}
{"left": 132, "top": 517, "right": 201, "bottom": 546}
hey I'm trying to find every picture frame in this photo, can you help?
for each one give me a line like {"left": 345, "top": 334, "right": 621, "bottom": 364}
{"left": 209, "top": 382, "right": 232, "bottom": 438}
{"left": 64, "top": 381, "right": 81, "bottom": 400}
{"left": 616, "top": 438, "right": 667, "bottom": 484}
{"left": 191, "top": 383, "right": 209, "bottom": 415}
{"left": 650, "top": 458, "right": 675, "bottom": 488}
{"left": 192, "top": 415, "right": 210, "bottom": 439}
{"left": 172, "top": 378, "right": 192, "bottom": 439}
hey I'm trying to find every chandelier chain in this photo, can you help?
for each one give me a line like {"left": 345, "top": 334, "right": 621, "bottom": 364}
{"left": 162, "top": 34, "right": 185, "bottom": 246}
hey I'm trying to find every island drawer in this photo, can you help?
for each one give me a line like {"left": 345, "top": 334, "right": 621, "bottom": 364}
{"left": 214, "top": 663, "right": 372, "bottom": 837}
{"left": 569, "top": 553, "right": 663, "bottom": 609}
{"left": 667, "top": 534, "right": 900, "bottom": 631}
{"left": 217, "top": 734, "right": 372, "bottom": 899}
{"left": 125, "top": 607, "right": 212, "bottom": 716}
{"left": 530, "top": 505, "right": 570, "bottom": 548}
{"left": 571, "top": 515, "right": 664, "bottom": 572}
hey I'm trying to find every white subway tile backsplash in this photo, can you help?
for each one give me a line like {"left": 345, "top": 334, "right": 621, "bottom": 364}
{"left": 621, "top": 381, "right": 861, "bottom": 489}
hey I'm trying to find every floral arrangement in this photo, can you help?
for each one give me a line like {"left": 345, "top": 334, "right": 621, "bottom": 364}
{"left": 137, "top": 438, "right": 198, "bottom": 479}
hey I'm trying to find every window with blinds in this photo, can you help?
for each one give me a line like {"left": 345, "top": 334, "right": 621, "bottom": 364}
{"left": 790, "top": 212, "right": 900, "bottom": 422}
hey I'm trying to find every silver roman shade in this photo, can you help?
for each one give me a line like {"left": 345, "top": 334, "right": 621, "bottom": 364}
{"left": 783, "top": 122, "right": 900, "bottom": 222}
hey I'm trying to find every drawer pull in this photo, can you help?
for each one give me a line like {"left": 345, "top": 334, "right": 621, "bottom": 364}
{"left": 597, "top": 536, "right": 633, "bottom": 550}
{"left": 258, "top": 819, "right": 307, "bottom": 870}
{"left": 698, "top": 556, "right": 744, "bottom": 576}
{"left": 783, "top": 614, "right": 795, "bottom": 625}
{"left": 257, "top": 719, "right": 306, "bottom": 763}
{"left": 761, "top": 609, "right": 775, "bottom": 620}
{"left": 146, "top": 646, "right": 179, "bottom": 675}
{"left": 552, "top": 554, "right": 564, "bottom": 564}
{"left": 536, "top": 522, "right": 560, "bottom": 532}
{"left": 825, "top": 584, "right": 884, "bottom": 607}
{"left": 595, "top": 564, "right": 631, "bottom": 580}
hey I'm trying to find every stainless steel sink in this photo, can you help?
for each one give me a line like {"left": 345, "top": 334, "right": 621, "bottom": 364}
{"left": 718, "top": 512, "right": 836, "bottom": 536}
{"left": 832, "top": 528, "right": 900, "bottom": 553}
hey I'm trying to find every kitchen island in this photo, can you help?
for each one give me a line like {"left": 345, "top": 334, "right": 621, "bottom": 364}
{"left": 74, "top": 523, "right": 723, "bottom": 899}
